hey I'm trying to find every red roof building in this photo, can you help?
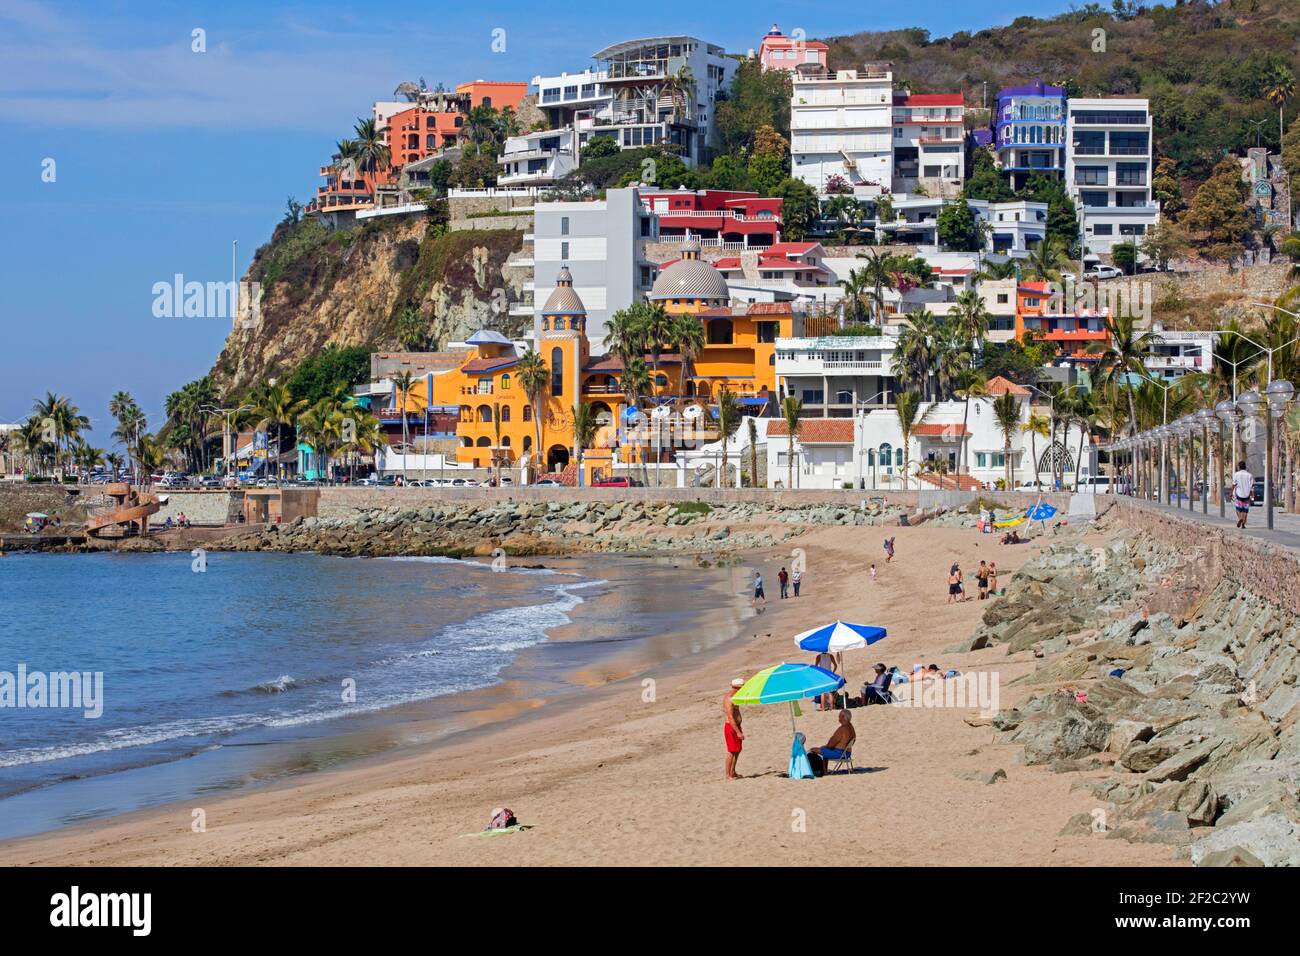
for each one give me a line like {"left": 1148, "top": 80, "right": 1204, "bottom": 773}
{"left": 766, "top": 418, "right": 854, "bottom": 443}
{"left": 1016, "top": 281, "right": 1110, "bottom": 364}
{"left": 640, "top": 189, "right": 782, "bottom": 248}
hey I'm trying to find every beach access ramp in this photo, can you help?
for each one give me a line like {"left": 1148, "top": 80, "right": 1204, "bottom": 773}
{"left": 84, "top": 483, "right": 162, "bottom": 537}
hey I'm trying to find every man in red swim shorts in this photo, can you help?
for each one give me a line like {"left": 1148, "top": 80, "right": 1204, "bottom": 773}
{"left": 723, "top": 677, "right": 745, "bottom": 779}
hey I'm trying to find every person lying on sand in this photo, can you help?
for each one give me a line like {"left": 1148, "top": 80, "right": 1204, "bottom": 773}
{"left": 807, "top": 710, "right": 855, "bottom": 762}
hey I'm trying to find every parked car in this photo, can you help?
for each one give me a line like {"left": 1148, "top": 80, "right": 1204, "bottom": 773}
{"left": 592, "top": 476, "right": 632, "bottom": 488}
{"left": 1084, "top": 264, "right": 1123, "bottom": 280}
{"left": 199, "top": 476, "right": 222, "bottom": 489}
{"left": 533, "top": 478, "right": 563, "bottom": 487}
{"left": 449, "top": 477, "right": 470, "bottom": 487}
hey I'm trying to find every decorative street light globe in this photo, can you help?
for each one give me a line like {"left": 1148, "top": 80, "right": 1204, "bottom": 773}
{"left": 1265, "top": 379, "right": 1294, "bottom": 416}
{"left": 1215, "top": 399, "right": 1239, "bottom": 424}
{"left": 1236, "top": 388, "right": 1263, "bottom": 417}
{"left": 1194, "top": 408, "right": 1216, "bottom": 427}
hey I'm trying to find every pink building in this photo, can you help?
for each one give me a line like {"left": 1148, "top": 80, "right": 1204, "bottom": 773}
{"left": 757, "top": 24, "right": 828, "bottom": 73}
{"left": 640, "top": 189, "right": 783, "bottom": 248}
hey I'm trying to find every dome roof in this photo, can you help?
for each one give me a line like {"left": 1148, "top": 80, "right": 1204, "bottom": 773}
{"left": 648, "top": 240, "right": 729, "bottom": 302}
{"left": 541, "top": 266, "right": 587, "bottom": 316}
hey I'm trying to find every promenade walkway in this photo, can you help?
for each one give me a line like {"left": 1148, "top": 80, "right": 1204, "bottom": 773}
{"left": 1109, "top": 493, "right": 1300, "bottom": 553}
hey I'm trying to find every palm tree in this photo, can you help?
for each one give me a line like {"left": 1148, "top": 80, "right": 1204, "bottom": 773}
{"left": 894, "top": 391, "right": 932, "bottom": 490}
{"left": 105, "top": 451, "right": 124, "bottom": 480}
{"left": 672, "top": 313, "right": 706, "bottom": 385}
{"left": 1022, "top": 413, "right": 1050, "bottom": 490}
{"left": 854, "top": 249, "right": 896, "bottom": 325}
{"left": 950, "top": 289, "right": 991, "bottom": 353}
{"left": 339, "top": 410, "right": 386, "bottom": 482}
{"left": 747, "top": 417, "right": 759, "bottom": 488}
{"left": 134, "top": 433, "right": 167, "bottom": 488}
{"left": 892, "top": 310, "right": 940, "bottom": 398}
{"left": 352, "top": 117, "right": 390, "bottom": 180}
{"left": 572, "top": 403, "right": 599, "bottom": 483}
{"left": 1091, "top": 312, "right": 1163, "bottom": 442}
{"left": 618, "top": 356, "right": 652, "bottom": 485}
{"left": 1024, "top": 236, "right": 1070, "bottom": 283}
{"left": 390, "top": 371, "right": 417, "bottom": 485}
{"left": 1265, "top": 64, "right": 1295, "bottom": 146}
{"left": 973, "top": 258, "right": 1018, "bottom": 282}
{"left": 251, "top": 382, "right": 306, "bottom": 487}
{"left": 836, "top": 267, "right": 873, "bottom": 325}
{"left": 716, "top": 389, "right": 742, "bottom": 488}
{"left": 954, "top": 370, "right": 988, "bottom": 478}
{"left": 781, "top": 396, "right": 803, "bottom": 490}
{"left": 1071, "top": 391, "right": 1097, "bottom": 490}
{"left": 515, "top": 349, "right": 550, "bottom": 481}
{"left": 992, "top": 391, "right": 1022, "bottom": 490}
{"left": 462, "top": 104, "right": 502, "bottom": 155}
{"left": 664, "top": 65, "right": 695, "bottom": 121}
{"left": 32, "top": 392, "right": 89, "bottom": 478}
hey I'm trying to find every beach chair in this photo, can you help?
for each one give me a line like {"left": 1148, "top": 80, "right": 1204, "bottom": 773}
{"left": 827, "top": 744, "right": 855, "bottom": 775}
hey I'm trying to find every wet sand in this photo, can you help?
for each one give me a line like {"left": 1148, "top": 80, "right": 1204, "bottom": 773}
{"left": 0, "top": 522, "right": 1177, "bottom": 866}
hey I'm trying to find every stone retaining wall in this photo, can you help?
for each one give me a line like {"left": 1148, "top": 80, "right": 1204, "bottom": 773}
{"left": 154, "top": 490, "right": 242, "bottom": 526}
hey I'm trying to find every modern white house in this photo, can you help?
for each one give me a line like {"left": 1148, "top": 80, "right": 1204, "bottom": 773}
{"left": 874, "top": 196, "right": 1048, "bottom": 254}
{"left": 1065, "top": 97, "right": 1160, "bottom": 254}
{"left": 792, "top": 66, "right": 895, "bottom": 197}
{"left": 765, "top": 376, "right": 1092, "bottom": 490}
{"left": 497, "top": 127, "right": 580, "bottom": 187}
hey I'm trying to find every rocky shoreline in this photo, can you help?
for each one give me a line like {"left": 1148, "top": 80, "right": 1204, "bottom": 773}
{"left": 960, "top": 524, "right": 1300, "bottom": 866}
{"left": 210, "top": 498, "right": 911, "bottom": 558}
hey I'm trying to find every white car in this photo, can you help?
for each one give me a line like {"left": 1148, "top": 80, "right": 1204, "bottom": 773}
{"left": 1085, "top": 265, "right": 1123, "bottom": 280}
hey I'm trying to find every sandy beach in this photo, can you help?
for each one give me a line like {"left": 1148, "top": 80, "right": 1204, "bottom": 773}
{"left": 0, "top": 520, "right": 1177, "bottom": 866}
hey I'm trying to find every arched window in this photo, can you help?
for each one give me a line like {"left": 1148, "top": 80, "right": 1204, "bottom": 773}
{"left": 551, "top": 347, "right": 564, "bottom": 396}
{"left": 1036, "top": 441, "right": 1074, "bottom": 476}
{"left": 501, "top": 436, "right": 511, "bottom": 447}
{"left": 655, "top": 373, "right": 668, "bottom": 387}
{"left": 554, "top": 317, "right": 565, "bottom": 331}
{"left": 477, "top": 404, "right": 492, "bottom": 422}
{"left": 877, "top": 443, "right": 892, "bottom": 470}
{"left": 500, "top": 374, "right": 511, "bottom": 390}
{"left": 461, "top": 436, "right": 473, "bottom": 447}
{"left": 895, "top": 447, "right": 904, "bottom": 467}
{"left": 707, "top": 318, "right": 733, "bottom": 344}
{"left": 523, "top": 435, "right": 532, "bottom": 452}
{"left": 500, "top": 405, "right": 511, "bottom": 422}
{"left": 591, "top": 402, "right": 613, "bottom": 426}
{"left": 522, "top": 404, "right": 532, "bottom": 422}
{"left": 476, "top": 436, "right": 491, "bottom": 447}
{"left": 541, "top": 317, "right": 549, "bottom": 331}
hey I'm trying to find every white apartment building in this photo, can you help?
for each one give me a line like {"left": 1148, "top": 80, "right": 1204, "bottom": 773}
{"left": 1065, "top": 97, "right": 1160, "bottom": 254}
{"left": 497, "top": 127, "right": 579, "bottom": 187}
{"left": 531, "top": 187, "right": 658, "bottom": 345}
{"left": 891, "top": 92, "right": 966, "bottom": 197}
{"left": 775, "top": 331, "right": 903, "bottom": 417}
{"left": 792, "top": 66, "right": 894, "bottom": 198}
{"left": 528, "top": 37, "right": 736, "bottom": 169}
{"left": 1145, "top": 326, "right": 1216, "bottom": 381}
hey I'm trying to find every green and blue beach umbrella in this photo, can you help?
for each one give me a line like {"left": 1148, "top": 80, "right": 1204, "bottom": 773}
{"left": 733, "top": 663, "right": 846, "bottom": 733}
{"left": 793, "top": 621, "right": 887, "bottom": 654}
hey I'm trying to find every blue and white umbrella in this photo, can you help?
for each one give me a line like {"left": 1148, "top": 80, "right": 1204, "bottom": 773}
{"left": 793, "top": 621, "right": 887, "bottom": 653}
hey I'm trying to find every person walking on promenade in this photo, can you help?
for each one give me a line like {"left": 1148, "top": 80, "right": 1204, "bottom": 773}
{"left": 1233, "top": 461, "right": 1254, "bottom": 529}
{"left": 778, "top": 566, "right": 789, "bottom": 599}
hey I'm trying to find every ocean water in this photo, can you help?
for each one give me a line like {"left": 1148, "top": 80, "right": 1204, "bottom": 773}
{"left": 0, "top": 550, "right": 746, "bottom": 838}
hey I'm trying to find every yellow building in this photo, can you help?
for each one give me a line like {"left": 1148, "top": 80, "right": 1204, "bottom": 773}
{"left": 646, "top": 238, "right": 791, "bottom": 404}
{"left": 394, "top": 249, "right": 790, "bottom": 481}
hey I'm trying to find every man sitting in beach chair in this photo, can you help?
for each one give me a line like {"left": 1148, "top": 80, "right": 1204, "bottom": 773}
{"left": 808, "top": 710, "right": 856, "bottom": 774}
{"left": 858, "top": 663, "right": 893, "bottom": 705}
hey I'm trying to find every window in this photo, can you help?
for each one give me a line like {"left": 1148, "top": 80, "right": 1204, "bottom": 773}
{"left": 477, "top": 379, "right": 493, "bottom": 395}
{"left": 500, "top": 405, "right": 511, "bottom": 422}
{"left": 522, "top": 405, "right": 532, "bottom": 422}
{"left": 560, "top": 216, "right": 570, "bottom": 236}
{"left": 476, "top": 404, "right": 492, "bottom": 422}
{"left": 707, "top": 318, "right": 733, "bottom": 344}
{"left": 1074, "top": 166, "right": 1107, "bottom": 186}
{"left": 1119, "top": 223, "right": 1146, "bottom": 236}
{"left": 996, "top": 293, "right": 1009, "bottom": 304}
{"left": 500, "top": 374, "right": 510, "bottom": 390}
{"left": 1080, "top": 190, "right": 1109, "bottom": 208}
{"left": 1092, "top": 223, "right": 1114, "bottom": 236}
{"left": 655, "top": 373, "right": 668, "bottom": 387}
{"left": 561, "top": 241, "right": 569, "bottom": 260}
{"left": 756, "top": 321, "right": 779, "bottom": 343}
{"left": 550, "top": 347, "right": 564, "bottom": 396}
{"left": 1116, "top": 163, "right": 1146, "bottom": 186}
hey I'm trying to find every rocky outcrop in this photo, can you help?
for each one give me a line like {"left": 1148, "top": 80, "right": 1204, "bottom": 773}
{"left": 212, "top": 218, "right": 523, "bottom": 394}
{"left": 984, "top": 533, "right": 1300, "bottom": 866}
{"left": 214, "top": 498, "right": 908, "bottom": 558}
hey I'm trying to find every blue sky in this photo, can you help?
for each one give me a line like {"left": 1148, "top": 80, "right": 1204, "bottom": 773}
{"left": 0, "top": 0, "right": 1053, "bottom": 439}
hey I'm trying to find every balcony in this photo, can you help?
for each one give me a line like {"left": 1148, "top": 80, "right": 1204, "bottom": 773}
{"left": 1145, "top": 354, "right": 1203, "bottom": 370}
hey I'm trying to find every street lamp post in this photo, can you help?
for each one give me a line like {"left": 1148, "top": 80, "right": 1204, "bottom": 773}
{"left": 1215, "top": 399, "right": 1239, "bottom": 519}
{"left": 1195, "top": 407, "right": 1216, "bottom": 515}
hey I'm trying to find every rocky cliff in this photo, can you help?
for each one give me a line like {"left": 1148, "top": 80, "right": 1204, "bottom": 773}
{"left": 211, "top": 216, "right": 524, "bottom": 395}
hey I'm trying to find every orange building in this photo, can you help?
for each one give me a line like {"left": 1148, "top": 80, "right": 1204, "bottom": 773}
{"left": 456, "top": 81, "right": 528, "bottom": 112}
{"left": 385, "top": 106, "right": 465, "bottom": 171}
{"left": 648, "top": 239, "right": 792, "bottom": 403}
{"left": 1015, "top": 280, "right": 1109, "bottom": 365}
